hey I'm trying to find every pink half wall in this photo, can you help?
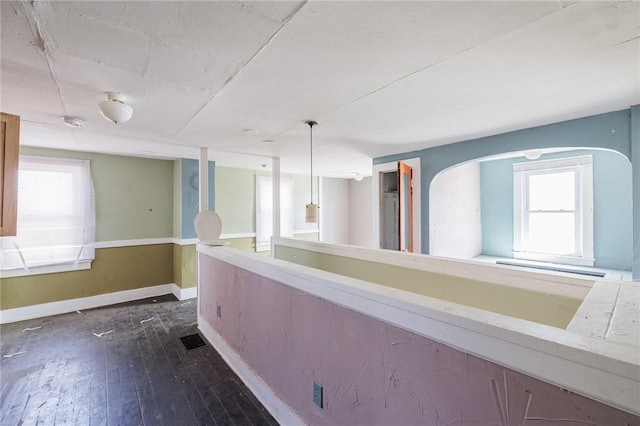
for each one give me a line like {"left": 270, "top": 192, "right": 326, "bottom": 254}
{"left": 199, "top": 254, "right": 639, "bottom": 425}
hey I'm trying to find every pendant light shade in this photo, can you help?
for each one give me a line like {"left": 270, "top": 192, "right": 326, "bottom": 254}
{"left": 305, "top": 120, "right": 319, "bottom": 223}
{"left": 99, "top": 92, "right": 133, "bottom": 124}
{"left": 305, "top": 203, "right": 319, "bottom": 223}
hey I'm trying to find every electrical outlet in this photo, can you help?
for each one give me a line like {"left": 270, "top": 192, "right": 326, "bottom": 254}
{"left": 216, "top": 304, "right": 221, "bottom": 318}
{"left": 313, "top": 381, "right": 323, "bottom": 408}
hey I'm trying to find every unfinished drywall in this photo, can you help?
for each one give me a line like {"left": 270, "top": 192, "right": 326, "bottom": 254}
{"left": 199, "top": 255, "right": 638, "bottom": 425}
{"left": 320, "top": 177, "right": 350, "bottom": 245}
{"left": 429, "top": 161, "right": 481, "bottom": 258}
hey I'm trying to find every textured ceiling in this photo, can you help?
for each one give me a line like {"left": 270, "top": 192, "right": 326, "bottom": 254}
{"left": 1, "top": 1, "right": 638, "bottom": 177}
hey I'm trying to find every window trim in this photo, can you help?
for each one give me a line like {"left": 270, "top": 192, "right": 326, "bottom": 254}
{"left": 513, "top": 155, "right": 594, "bottom": 267}
{"left": 0, "top": 260, "right": 91, "bottom": 278}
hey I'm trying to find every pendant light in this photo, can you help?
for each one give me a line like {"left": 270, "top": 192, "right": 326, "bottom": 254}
{"left": 305, "top": 120, "right": 319, "bottom": 223}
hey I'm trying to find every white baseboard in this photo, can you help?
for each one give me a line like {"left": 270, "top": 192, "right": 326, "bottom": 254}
{"left": 1, "top": 283, "right": 178, "bottom": 324}
{"left": 173, "top": 285, "right": 197, "bottom": 301}
{"left": 198, "top": 315, "right": 303, "bottom": 426}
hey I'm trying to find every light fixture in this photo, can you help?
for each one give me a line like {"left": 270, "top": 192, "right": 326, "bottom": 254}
{"left": 523, "top": 149, "right": 543, "bottom": 160}
{"left": 99, "top": 92, "right": 133, "bottom": 124}
{"left": 305, "top": 120, "right": 319, "bottom": 223}
{"left": 61, "top": 116, "right": 84, "bottom": 128}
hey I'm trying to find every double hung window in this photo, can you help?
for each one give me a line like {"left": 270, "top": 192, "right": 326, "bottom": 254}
{"left": 513, "top": 155, "right": 593, "bottom": 266}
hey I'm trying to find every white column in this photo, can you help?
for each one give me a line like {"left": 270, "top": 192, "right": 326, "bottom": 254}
{"left": 273, "top": 157, "right": 281, "bottom": 238}
{"left": 199, "top": 147, "right": 208, "bottom": 212}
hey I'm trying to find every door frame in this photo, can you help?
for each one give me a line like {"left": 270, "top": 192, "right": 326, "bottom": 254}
{"left": 372, "top": 158, "right": 421, "bottom": 253}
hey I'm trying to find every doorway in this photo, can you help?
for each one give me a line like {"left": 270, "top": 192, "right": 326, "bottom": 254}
{"left": 379, "top": 161, "right": 413, "bottom": 252}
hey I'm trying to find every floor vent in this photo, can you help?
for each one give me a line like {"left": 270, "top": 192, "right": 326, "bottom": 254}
{"left": 180, "top": 333, "right": 207, "bottom": 350}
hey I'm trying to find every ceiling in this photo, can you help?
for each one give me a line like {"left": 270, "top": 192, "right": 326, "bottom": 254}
{"left": 1, "top": 1, "right": 638, "bottom": 178}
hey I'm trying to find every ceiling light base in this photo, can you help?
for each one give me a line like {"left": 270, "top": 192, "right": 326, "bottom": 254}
{"left": 61, "top": 116, "right": 85, "bottom": 128}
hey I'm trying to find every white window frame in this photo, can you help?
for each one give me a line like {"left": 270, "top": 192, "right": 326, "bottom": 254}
{"left": 0, "top": 156, "right": 95, "bottom": 278}
{"left": 513, "top": 155, "right": 594, "bottom": 267}
{"left": 255, "top": 175, "right": 293, "bottom": 252}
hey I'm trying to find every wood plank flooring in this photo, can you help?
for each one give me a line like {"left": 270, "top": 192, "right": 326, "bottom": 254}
{"left": 0, "top": 295, "right": 278, "bottom": 426}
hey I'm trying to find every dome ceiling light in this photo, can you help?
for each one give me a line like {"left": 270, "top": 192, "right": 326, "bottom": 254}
{"left": 98, "top": 92, "right": 133, "bottom": 124}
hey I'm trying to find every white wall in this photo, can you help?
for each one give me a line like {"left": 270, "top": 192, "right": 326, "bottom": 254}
{"left": 320, "top": 178, "right": 350, "bottom": 245}
{"left": 429, "top": 161, "right": 482, "bottom": 259}
{"left": 349, "top": 177, "right": 373, "bottom": 247}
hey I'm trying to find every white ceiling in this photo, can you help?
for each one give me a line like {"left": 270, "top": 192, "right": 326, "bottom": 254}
{"left": 1, "top": 1, "right": 638, "bottom": 177}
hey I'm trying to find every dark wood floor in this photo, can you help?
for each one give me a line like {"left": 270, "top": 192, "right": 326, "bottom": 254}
{"left": 0, "top": 295, "right": 278, "bottom": 426}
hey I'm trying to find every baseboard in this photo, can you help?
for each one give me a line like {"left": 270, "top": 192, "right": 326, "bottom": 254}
{"left": 198, "top": 315, "right": 303, "bottom": 426}
{"left": 172, "top": 284, "right": 197, "bottom": 301}
{"left": 0, "top": 284, "right": 178, "bottom": 324}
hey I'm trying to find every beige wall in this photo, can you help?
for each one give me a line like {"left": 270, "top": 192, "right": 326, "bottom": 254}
{"left": 274, "top": 244, "right": 581, "bottom": 328}
{"left": 1, "top": 245, "right": 173, "bottom": 310}
{"left": 173, "top": 244, "right": 197, "bottom": 289}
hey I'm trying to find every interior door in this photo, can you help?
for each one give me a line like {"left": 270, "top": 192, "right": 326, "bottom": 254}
{"left": 398, "top": 161, "right": 413, "bottom": 252}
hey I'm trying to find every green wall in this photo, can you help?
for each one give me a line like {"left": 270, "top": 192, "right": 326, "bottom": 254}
{"left": 20, "top": 147, "right": 173, "bottom": 241}
{"left": 293, "top": 174, "right": 320, "bottom": 232}
{"left": 3, "top": 148, "right": 176, "bottom": 310}
{"left": 215, "top": 166, "right": 256, "bottom": 234}
{"left": 215, "top": 166, "right": 320, "bottom": 235}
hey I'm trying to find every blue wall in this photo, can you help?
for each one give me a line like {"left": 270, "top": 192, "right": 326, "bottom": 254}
{"left": 374, "top": 107, "right": 639, "bottom": 277}
{"left": 181, "top": 158, "right": 215, "bottom": 239}
{"left": 480, "top": 150, "right": 632, "bottom": 270}
{"left": 480, "top": 159, "right": 514, "bottom": 258}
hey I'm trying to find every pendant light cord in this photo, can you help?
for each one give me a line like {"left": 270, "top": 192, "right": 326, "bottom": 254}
{"left": 310, "top": 123, "right": 313, "bottom": 204}
{"left": 306, "top": 120, "right": 317, "bottom": 205}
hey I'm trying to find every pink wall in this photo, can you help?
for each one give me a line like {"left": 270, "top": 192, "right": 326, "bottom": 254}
{"left": 199, "top": 254, "right": 639, "bottom": 425}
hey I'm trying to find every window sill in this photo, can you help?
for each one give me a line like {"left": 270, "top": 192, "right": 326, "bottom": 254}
{"left": 513, "top": 251, "right": 594, "bottom": 267}
{"left": 1, "top": 261, "right": 92, "bottom": 278}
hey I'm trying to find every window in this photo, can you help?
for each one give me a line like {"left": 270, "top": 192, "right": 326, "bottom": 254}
{"left": 513, "top": 155, "right": 593, "bottom": 266}
{"left": 255, "top": 176, "right": 293, "bottom": 252}
{"left": 0, "top": 156, "right": 95, "bottom": 276}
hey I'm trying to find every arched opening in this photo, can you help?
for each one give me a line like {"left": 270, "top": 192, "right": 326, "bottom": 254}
{"left": 429, "top": 148, "right": 632, "bottom": 278}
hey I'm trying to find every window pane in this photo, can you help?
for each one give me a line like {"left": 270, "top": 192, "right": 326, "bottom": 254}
{"left": 527, "top": 212, "right": 575, "bottom": 255}
{"left": 18, "top": 169, "right": 76, "bottom": 216}
{"left": 528, "top": 171, "right": 575, "bottom": 211}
